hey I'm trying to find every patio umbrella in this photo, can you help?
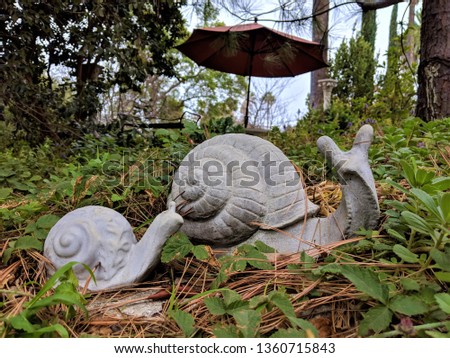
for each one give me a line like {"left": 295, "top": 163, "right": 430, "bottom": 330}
{"left": 176, "top": 21, "right": 328, "bottom": 127}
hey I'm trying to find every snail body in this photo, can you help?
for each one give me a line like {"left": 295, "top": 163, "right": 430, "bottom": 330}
{"left": 44, "top": 202, "right": 183, "bottom": 291}
{"left": 170, "top": 125, "right": 379, "bottom": 252}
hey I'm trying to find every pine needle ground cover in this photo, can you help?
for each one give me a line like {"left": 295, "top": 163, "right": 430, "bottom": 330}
{"left": 1, "top": 117, "right": 450, "bottom": 338}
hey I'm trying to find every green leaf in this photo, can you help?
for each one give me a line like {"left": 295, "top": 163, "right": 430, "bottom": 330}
{"left": 14, "top": 236, "right": 43, "bottom": 251}
{"left": 9, "top": 313, "right": 36, "bottom": 333}
{"left": 300, "top": 251, "right": 316, "bottom": 269}
{"left": 415, "top": 168, "right": 435, "bottom": 186}
{"left": 429, "top": 177, "right": 450, "bottom": 191}
{"left": 110, "top": 193, "right": 124, "bottom": 202}
{"left": 410, "top": 188, "right": 442, "bottom": 221}
{"left": 254, "top": 240, "right": 276, "bottom": 253}
{"left": 191, "top": 245, "right": 209, "bottom": 261}
{"left": 236, "top": 244, "right": 274, "bottom": 270}
{"left": 232, "top": 309, "right": 261, "bottom": 338}
{"left": 439, "top": 193, "right": 450, "bottom": 223}
{"left": 270, "top": 328, "right": 306, "bottom": 338}
{"left": 0, "top": 187, "right": 13, "bottom": 201}
{"left": 268, "top": 291, "right": 296, "bottom": 319}
{"left": 204, "top": 297, "right": 227, "bottom": 315}
{"left": 249, "top": 295, "right": 269, "bottom": 311}
{"left": 359, "top": 305, "right": 392, "bottom": 336}
{"left": 161, "top": 234, "right": 193, "bottom": 263}
{"left": 289, "top": 318, "right": 319, "bottom": 337}
{"left": 393, "top": 244, "right": 419, "bottom": 263}
{"left": 213, "top": 325, "right": 240, "bottom": 338}
{"left": 169, "top": 309, "right": 195, "bottom": 337}
{"left": 389, "top": 295, "right": 430, "bottom": 315}
{"left": 225, "top": 300, "right": 249, "bottom": 314}
{"left": 385, "top": 179, "right": 409, "bottom": 194}
{"left": 27, "top": 262, "right": 82, "bottom": 309}
{"left": 36, "top": 214, "right": 61, "bottom": 229}
{"left": 400, "top": 278, "right": 421, "bottom": 291}
{"left": 430, "top": 247, "right": 450, "bottom": 272}
{"left": 28, "top": 292, "right": 87, "bottom": 317}
{"left": 28, "top": 324, "right": 69, "bottom": 338}
{"left": 221, "top": 289, "right": 242, "bottom": 306}
{"left": 434, "top": 271, "right": 450, "bottom": 283}
{"left": 400, "top": 211, "right": 433, "bottom": 235}
{"left": 340, "top": 265, "right": 389, "bottom": 304}
{"left": 434, "top": 293, "right": 450, "bottom": 314}
{"left": 400, "top": 160, "right": 416, "bottom": 187}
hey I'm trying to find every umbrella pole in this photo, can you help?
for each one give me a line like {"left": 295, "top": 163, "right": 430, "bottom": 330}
{"left": 244, "top": 75, "right": 251, "bottom": 128}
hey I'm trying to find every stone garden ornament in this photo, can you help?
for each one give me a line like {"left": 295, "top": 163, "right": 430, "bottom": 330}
{"left": 170, "top": 124, "right": 379, "bottom": 252}
{"left": 44, "top": 125, "right": 379, "bottom": 290}
{"left": 44, "top": 202, "right": 183, "bottom": 290}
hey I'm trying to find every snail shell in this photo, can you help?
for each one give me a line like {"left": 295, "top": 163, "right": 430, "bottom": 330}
{"left": 44, "top": 206, "right": 135, "bottom": 284}
{"left": 170, "top": 134, "right": 320, "bottom": 246}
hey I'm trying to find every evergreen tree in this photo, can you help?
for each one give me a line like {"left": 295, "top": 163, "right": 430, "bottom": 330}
{"left": 331, "top": 35, "right": 377, "bottom": 101}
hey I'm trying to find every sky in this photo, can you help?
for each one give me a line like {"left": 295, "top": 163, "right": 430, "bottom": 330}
{"left": 182, "top": 1, "right": 416, "bottom": 126}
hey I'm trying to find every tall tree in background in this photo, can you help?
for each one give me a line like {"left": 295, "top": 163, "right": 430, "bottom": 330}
{"left": 360, "top": 6, "right": 377, "bottom": 100}
{"left": 405, "top": 0, "right": 418, "bottom": 65}
{"left": 416, "top": 0, "right": 450, "bottom": 120}
{"left": 386, "top": 4, "right": 398, "bottom": 79}
{"left": 1, "top": 1, "right": 186, "bottom": 143}
{"left": 310, "top": 0, "right": 329, "bottom": 109}
{"left": 361, "top": 8, "right": 377, "bottom": 49}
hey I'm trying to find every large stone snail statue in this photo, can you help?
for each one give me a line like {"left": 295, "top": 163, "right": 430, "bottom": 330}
{"left": 44, "top": 125, "right": 379, "bottom": 290}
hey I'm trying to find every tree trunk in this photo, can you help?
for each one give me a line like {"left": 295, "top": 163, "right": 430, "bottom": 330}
{"left": 405, "top": 0, "right": 417, "bottom": 65}
{"left": 310, "top": 0, "right": 329, "bottom": 110}
{"left": 416, "top": 0, "right": 450, "bottom": 121}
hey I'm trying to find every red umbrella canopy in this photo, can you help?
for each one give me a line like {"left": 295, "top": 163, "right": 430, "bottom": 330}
{"left": 176, "top": 23, "right": 328, "bottom": 78}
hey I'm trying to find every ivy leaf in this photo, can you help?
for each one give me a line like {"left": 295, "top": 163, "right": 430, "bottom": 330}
{"left": 389, "top": 295, "right": 430, "bottom": 315}
{"left": 340, "top": 265, "right": 389, "bottom": 304}
{"left": 393, "top": 244, "right": 419, "bottom": 263}
{"left": 359, "top": 305, "right": 393, "bottom": 336}
{"left": 169, "top": 309, "right": 195, "bottom": 337}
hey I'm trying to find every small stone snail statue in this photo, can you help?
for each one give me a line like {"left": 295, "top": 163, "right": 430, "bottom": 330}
{"left": 44, "top": 125, "right": 379, "bottom": 290}
{"left": 44, "top": 202, "right": 183, "bottom": 291}
{"left": 169, "top": 124, "right": 379, "bottom": 253}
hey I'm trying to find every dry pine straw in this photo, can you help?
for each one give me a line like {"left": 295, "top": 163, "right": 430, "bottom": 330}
{"left": 0, "top": 182, "right": 406, "bottom": 338}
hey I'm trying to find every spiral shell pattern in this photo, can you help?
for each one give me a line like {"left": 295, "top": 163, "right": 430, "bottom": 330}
{"left": 44, "top": 206, "right": 136, "bottom": 281}
{"left": 170, "top": 134, "right": 320, "bottom": 246}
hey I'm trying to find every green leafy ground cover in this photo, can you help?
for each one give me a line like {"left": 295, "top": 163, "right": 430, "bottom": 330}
{"left": 1, "top": 117, "right": 449, "bottom": 337}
